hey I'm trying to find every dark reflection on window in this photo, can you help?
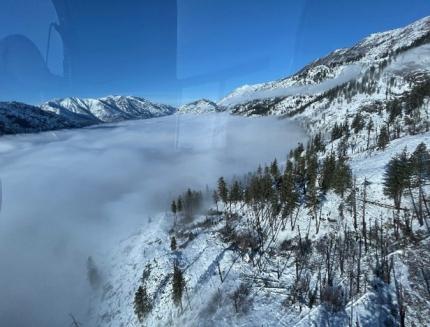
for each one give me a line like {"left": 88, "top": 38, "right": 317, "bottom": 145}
{"left": 0, "top": 0, "right": 178, "bottom": 103}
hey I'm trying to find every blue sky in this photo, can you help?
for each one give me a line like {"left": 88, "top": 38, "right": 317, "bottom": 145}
{"left": 0, "top": 0, "right": 429, "bottom": 105}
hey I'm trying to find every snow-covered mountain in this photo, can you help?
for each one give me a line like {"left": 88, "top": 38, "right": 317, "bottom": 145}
{"left": 90, "top": 16, "right": 430, "bottom": 327}
{"left": 42, "top": 95, "right": 176, "bottom": 124}
{"left": 218, "top": 16, "right": 430, "bottom": 158}
{"left": 220, "top": 15, "right": 430, "bottom": 115}
{"left": 177, "top": 99, "right": 223, "bottom": 114}
{"left": 0, "top": 96, "right": 176, "bottom": 135}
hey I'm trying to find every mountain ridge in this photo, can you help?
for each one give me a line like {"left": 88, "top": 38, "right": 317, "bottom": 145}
{"left": 0, "top": 96, "right": 177, "bottom": 135}
{"left": 90, "top": 15, "right": 430, "bottom": 327}
{"left": 219, "top": 15, "right": 430, "bottom": 108}
{"left": 41, "top": 95, "right": 176, "bottom": 124}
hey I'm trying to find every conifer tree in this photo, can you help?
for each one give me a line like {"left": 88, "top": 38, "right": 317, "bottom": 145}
{"left": 366, "top": 119, "right": 374, "bottom": 150}
{"left": 333, "top": 160, "right": 352, "bottom": 198}
{"left": 134, "top": 285, "right": 152, "bottom": 322}
{"left": 293, "top": 143, "right": 305, "bottom": 161}
{"left": 383, "top": 149, "right": 411, "bottom": 210}
{"left": 410, "top": 142, "right": 430, "bottom": 184}
{"left": 229, "top": 180, "right": 242, "bottom": 204}
{"left": 177, "top": 196, "right": 183, "bottom": 213}
{"left": 171, "top": 200, "right": 177, "bottom": 215}
{"left": 296, "top": 156, "right": 307, "bottom": 195}
{"left": 337, "top": 137, "right": 349, "bottom": 161}
{"left": 281, "top": 162, "right": 299, "bottom": 219}
{"left": 172, "top": 263, "right": 185, "bottom": 310}
{"left": 409, "top": 143, "right": 430, "bottom": 226}
{"left": 171, "top": 200, "right": 177, "bottom": 225}
{"left": 184, "top": 189, "right": 195, "bottom": 219}
{"left": 312, "top": 132, "right": 325, "bottom": 152}
{"left": 377, "top": 125, "right": 390, "bottom": 150}
{"left": 306, "top": 183, "right": 319, "bottom": 219}
{"left": 331, "top": 122, "right": 344, "bottom": 141}
{"left": 351, "top": 112, "right": 365, "bottom": 133}
{"left": 170, "top": 236, "right": 177, "bottom": 251}
{"left": 217, "top": 177, "right": 229, "bottom": 205}
{"left": 270, "top": 159, "right": 280, "bottom": 179}
{"left": 262, "top": 168, "right": 275, "bottom": 201}
{"left": 320, "top": 152, "right": 336, "bottom": 193}
{"left": 306, "top": 152, "right": 318, "bottom": 189}
{"left": 388, "top": 100, "right": 402, "bottom": 124}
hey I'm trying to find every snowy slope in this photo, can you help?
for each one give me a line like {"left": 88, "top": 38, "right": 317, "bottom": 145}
{"left": 89, "top": 16, "right": 430, "bottom": 327}
{"left": 216, "top": 16, "right": 430, "bottom": 164}
{"left": 177, "top": 99, "right": 222, "bottom": 114}
{"left": 219, "top": 16, "right": 430, "bottom": 108}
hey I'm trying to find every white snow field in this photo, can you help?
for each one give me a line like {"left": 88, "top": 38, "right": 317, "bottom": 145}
{"left": 0, "top": 113, "right": 305, "bottom": 327}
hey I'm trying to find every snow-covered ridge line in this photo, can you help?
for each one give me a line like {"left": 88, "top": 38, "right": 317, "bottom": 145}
{"left": 219, "top": 15, "right": 430, "bottom": 107}
{"left": 219, "top": 64, "right": 364, "bottom": 107}
{"left": 41, "top": 95, "right": 176, "bottom": 124}
{"left": 0, "top": 95, "right": 177, "bottom": 135}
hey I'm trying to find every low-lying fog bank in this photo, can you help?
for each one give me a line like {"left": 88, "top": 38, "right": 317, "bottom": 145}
{"left": 0, "top": 113, "right": 306, "bottom": 326}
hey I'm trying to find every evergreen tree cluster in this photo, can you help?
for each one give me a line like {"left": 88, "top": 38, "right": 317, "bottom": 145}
{"left": 351, "top": 112, "right": 365, "bottom": 134}
{"left": 377, "top": 125, "right": 390, "bottom": 150}
{"left": 134, "top": 264, "right": 153, "bottom": 323}
{"left": 172, "top": 262, "right": 186, "bottom": 310}
{"left": 383, "top": 143, "right": 430, "bottom": 214}
{"left": 164, "top": 137, "right": 429, "bottom": 325}
{"left": 172, "top": 188, "right": 208, "bottom": 222}
{"left": 170, "top": 135, "right": 355, "bottom": 250}
{"left": 207, "top": 139, "right": 353, "bottom": 240}
{"left": 331, "top": 121, "right": 349, "bottom": 141}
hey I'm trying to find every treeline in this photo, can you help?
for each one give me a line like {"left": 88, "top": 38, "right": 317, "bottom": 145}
{"left": 166, "top": 135, "right": 354, "bottom": 262}
{"left": 209, "top": 135, "right": 353, "bottom": 255}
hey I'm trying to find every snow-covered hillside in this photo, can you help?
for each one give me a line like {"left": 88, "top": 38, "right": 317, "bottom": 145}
{"left": 177, "top": 99, "right": 223, "bottom": 114}
{"left": 219, "top": 15, "right": 430, "bottom": 109}
{"left": 0, "top": 101, "right": 82, "bottom": 135}
{"left": 90, "top": 16, "right": 430, "bottom": 327}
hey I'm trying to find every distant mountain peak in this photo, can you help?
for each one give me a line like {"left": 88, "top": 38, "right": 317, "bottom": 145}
{"left": 177, "top": 98, "right": 223, "bottom": 114}
{"left": 42, "top": 96, "right": 176, "bottom": 124}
